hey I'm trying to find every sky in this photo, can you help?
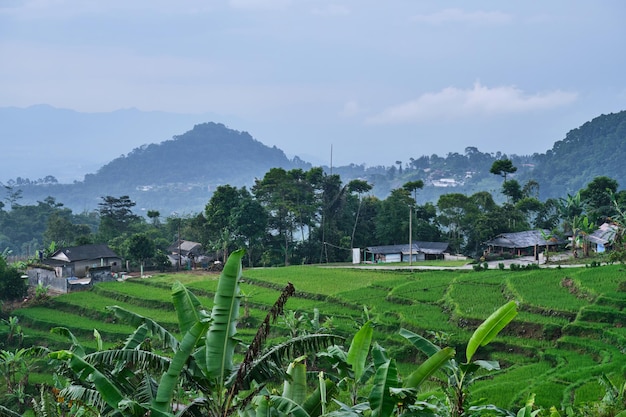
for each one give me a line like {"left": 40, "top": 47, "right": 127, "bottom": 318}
{"left": 1, "top": 0, "right": 625, "bottom": 171}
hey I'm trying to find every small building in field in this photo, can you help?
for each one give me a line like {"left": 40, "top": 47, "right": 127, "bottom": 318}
{"left": 587, "top": 223, "right": 618, "bottom": 253}
{"left": 365, "top": 242, "right": 450, "bottom": 263}
{"left": 28, "top": 244, "right": 122, "bottom": 293}
{"left": 44, "top": 244, "right": 122, "bottom": 278}
{"left": 483, "top": 230, "right": 564, "bottom": 257}
{"left": 167, "top": 239, "right": 204, "bottom": 268}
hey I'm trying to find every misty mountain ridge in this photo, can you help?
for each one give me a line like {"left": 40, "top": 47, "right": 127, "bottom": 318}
{"left": 2, "top": 105, "right": 626, "bottom": 215}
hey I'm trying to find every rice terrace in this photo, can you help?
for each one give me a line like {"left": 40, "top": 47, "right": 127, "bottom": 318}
{"left": 8, "top": 258, "right": 626, "bottom": 414}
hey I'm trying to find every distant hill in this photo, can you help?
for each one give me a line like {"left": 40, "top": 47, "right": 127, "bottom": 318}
{"left": 83, "top": 122, "right": 301, "bottom": 188}
{"left": 15, "top": 122, "right": 307, "bottom": 214}
{"left": 526, "top": 110, "right": 626, "bottom": 199}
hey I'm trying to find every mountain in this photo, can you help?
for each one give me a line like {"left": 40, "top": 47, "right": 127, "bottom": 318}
{"left": 14, "top": 122, "right": 307, "bottom": 214}
{"left": 84, "top": 122, "right": 300, "bottom": 188}
{"left": 525, "top": 111, "right": 626, "bottom": 199}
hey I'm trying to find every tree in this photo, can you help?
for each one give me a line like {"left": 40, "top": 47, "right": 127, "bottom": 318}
{"left": 127, "top": 233, "right": 155, "bottom": 276}
{"left": 403, "top": 181, "right": 424, "bottom": 264}
{"left": 230, "top": 190, "right": 268, "bottom": 267}
{"left": 147, "top": 210, "right": 161, "bottom": 226}
{"left": 437, "top": 193, "right": 472, "bottom": 254}
{"left": 558, "top": 191, "right": 586, "bottom": 257}
{"left": 348, "top": 179, "right": 372, "bottom": 250}
{"left": 580, "top": 176, "right": 619, "bottom": 224}
{"left": 375, "top": 188, "right": 413, "bottom": 245}
{"left": 502, "top": 179, "right": 523, "bottom": 203}
{"left": 43, "top": 212, "right": 92, "bottom": 247}
{"left": 489, "top": 158, "right": 517, "bottom": 183}
{"left": 97, "top": 195, "right": 141, "bottom": 242}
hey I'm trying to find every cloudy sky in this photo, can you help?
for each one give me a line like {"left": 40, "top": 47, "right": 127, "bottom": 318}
{"left": 1, "top": 0, "right": 625, "bottom": 168}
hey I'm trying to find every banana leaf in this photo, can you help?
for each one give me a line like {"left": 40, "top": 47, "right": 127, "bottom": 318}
{"left": 172, "top": 280, "right": 208, "bottom": 335}
{"left": 49, "top": 350, "right": 126, "bottom": 412}
{"left": 204, "top": 249, "right": 245, "bottom": 384}
{"left": 346, "top": 320, "right": 373, "bottom": 381}
{"left": 267, "top": 395, "right": 314, "bottom": 417}
{"left": 153, "top": 318, "right": 211, "bottom": 411}
{"left": 368, "top": 343, "right": 399, "bottom": 417}
{"left": 403, "top": 347, "right": 455, "bottom": 389}
{"left": 302, "top": 377, "right": 338, "bottom": 417}
{"left": 50, "top": 326, "right": 86, "bottom": 357}
{"left": 466, "top": 301, "right": 517, "bottom": 363}
{"left": 282, "top": 357, "right": 308, "bottom": 404}
{"left": 398, "top": 328, "right": 440, "bottom": 357}
{"left": 107, "top": 305, "right": 180, "bottom": 352}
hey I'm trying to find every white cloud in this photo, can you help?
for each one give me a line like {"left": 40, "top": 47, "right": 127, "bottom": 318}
{"left": 367, "top": 82, "right": 578, "bottom": 125}
{"left": 411, "top": 8, "right": 512, "bottom": 25}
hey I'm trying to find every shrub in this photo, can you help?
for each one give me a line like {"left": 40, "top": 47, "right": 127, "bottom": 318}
{"left": 498, "top": 262, "right": 505, "bottom": 270}
{"left": 0, "top": 257, "right": 27, "bottom": 302}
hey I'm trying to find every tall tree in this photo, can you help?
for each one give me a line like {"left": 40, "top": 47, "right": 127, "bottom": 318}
{"left": 97, "top": 195, "right": 141, "bottom": 242}
{"left": 375, "top": 188, "right": 413, "bottom": 245}
{"left": 489, "top": 158, "right": 517, "bottom": 183}
{"left": 126, "top": 233, "right": 155, "bottom": 276}
{"left": 580, "top": 176, "right": 619, "bottom": 224}
{"left": 348, "top": 179, "right": 373, "bottom": 250}
{"left": 437, "top": 193, "right": 473, "bottom": 254}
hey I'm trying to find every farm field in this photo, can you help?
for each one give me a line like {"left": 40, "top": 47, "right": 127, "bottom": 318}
{"left": 7, "top": 263, "right": 626, "bottom": 411}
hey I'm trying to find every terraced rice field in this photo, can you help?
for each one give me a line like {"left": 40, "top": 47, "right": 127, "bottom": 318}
{"left": 7, "top": 263, "right": 626, "bottom": 411}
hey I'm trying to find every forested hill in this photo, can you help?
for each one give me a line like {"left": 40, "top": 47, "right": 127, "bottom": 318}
{"left": 84, "top": 122, "right": 302, "bottom": 188}
{"left": 528, "top": 110, "right": 626, "bottom": 199}
{"left": 14, "top": 122, "right": 307, "bottom": 214}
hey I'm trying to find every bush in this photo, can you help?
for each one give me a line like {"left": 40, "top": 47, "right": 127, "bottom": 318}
{"left": 0, "top": 257, "right": 27, "bottom": 302}
{"left": 498, "top": 262, "right": 505, "bottom": 270}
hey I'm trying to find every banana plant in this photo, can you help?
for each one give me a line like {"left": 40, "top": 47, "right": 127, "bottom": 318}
{"left": 50, "top": 249, "right": 336, "bottom": 417}
{"left": 400, "top": 300, "right": 518, "bottom": 417}
{"left": 318, "top": 320, "right": 455, "bottom": 417}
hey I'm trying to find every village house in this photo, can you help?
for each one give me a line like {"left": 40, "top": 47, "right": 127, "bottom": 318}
{"left": 365, "top": 242, "right": 451, "bottom": 263}
{"left": 27, "top": 244, "right": 122, "bottom": 293}
{"left": 483, "top": 230, "right": 565, "bottom": 258}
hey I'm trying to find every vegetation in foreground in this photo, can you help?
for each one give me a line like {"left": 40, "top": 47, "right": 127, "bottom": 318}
{"left": 1, "top": 253, "right": 625, "bottom": 416}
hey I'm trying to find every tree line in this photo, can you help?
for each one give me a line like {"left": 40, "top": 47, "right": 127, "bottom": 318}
{"left": 2, "top": 161, "right": 626, "bottom": 269}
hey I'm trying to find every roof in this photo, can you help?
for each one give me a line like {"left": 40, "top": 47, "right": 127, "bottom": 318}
{"left": 50, "top": 244, "right": 120, "bottom": 262}
{"left": 366, "top": 242, "right": 449, "bottom": 255}
{"left": 587, "top": 223, "right": 618, "bottom": 245}
{"left": 168, "top": 239, "right": 203, "bottom": 255}
{"left": 484, "top": 230, "right": 563, "bottom": 249}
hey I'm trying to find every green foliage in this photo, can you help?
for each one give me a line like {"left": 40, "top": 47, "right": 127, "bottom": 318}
{"left": 490, "top": 158, "right": 518, "bottom": 182}
{"left": 0, "top": 257, "right": 27, "bottom": 302}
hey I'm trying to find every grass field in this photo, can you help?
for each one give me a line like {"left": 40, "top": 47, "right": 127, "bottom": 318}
{"left": 5, "top": 262, "right": 626, "bottom": 411}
